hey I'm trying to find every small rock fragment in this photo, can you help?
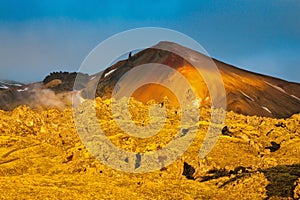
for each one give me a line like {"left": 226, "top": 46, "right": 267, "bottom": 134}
{"left": 182, "top": 162, "right": 195, "bottom": 180}
{"left": 265, "top": 141, "right": 280, "bottom": 152}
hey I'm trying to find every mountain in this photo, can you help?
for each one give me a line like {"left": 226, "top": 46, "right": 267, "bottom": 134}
{"left": 92, "top": 41, "right": 300, "bottom": 118}
{"left": 0, "top": 42, "right": 299, "bottom": 118}
{"left": 0, "top": 72, "right": 89, "bottom": 110}
{"left": 0, "top": 80, "right": 24, "bottom": 90}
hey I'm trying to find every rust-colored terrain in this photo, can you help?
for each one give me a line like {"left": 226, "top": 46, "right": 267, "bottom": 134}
{"left": 95, "top": 42, "right": 300, "bottom": 118}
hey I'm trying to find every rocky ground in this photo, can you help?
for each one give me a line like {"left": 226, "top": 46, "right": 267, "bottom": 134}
{"left": 0, "top": 98, "right": 300, "bottom": 199}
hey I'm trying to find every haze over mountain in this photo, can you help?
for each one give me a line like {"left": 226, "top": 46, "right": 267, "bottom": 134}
{"left": 1, "top": 42, "right": 299, "bottom": 118}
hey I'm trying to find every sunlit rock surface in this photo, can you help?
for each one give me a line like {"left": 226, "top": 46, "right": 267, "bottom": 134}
{"left": 0, "top": 97, "right": 299, "bottom": 199}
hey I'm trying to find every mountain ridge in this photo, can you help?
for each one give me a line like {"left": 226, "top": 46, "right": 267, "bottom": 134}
{"left": 0, "top": 42, "right": 299, "bottom": 118}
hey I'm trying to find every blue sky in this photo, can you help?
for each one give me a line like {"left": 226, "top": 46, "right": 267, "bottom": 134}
{"left": 0, "top": 0, "right": 299, "bottom": 83}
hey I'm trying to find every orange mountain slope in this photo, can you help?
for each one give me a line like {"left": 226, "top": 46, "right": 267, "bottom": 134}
{"left": 93, "top": 42, "right": 300, "bottom": 118}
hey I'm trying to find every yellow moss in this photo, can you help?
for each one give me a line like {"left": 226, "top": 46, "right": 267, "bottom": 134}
{"left": 0, "top": 97, "right": 299, "bottom": 199}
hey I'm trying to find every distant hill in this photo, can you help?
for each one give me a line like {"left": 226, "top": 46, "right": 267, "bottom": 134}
{"left": 0, "top": 80, "right": 24, "bottom": 90}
